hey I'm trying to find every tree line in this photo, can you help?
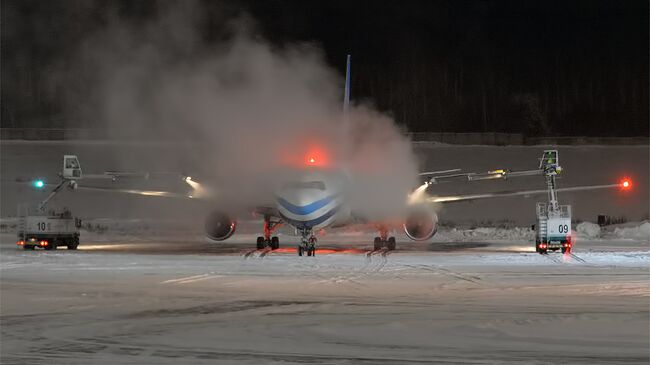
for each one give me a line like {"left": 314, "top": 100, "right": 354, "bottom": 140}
{"left": 2, "top": 0, "right": 647, "bottom": 136}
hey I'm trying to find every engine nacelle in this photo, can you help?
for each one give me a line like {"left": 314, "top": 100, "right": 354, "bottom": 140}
{"left": 403, "top": 208, "right": 438, "bottom": 241}
{"left": 204, "top": 211, "right": 237, "bottom": 241}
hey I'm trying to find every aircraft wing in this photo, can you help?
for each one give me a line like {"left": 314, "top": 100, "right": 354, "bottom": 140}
{"left": 9, "top": 178, "right": 195, "bottom": 200}
{"left": 68, "top": 184, "right": 194, "bottom": 199}
{"left": 32, "top": 179, "right": 283, "bottom": 220}
{"left": 427, "top": 182, "right": 627, "bottom": 204}
{"left": 419, "top": 150, "right": 568, "bottom": 185}
{"left": 415, "top": 150, "right": 631, "bottom": 204}
{"left": 419, "top": 167, "right": 543, "bottom": 185}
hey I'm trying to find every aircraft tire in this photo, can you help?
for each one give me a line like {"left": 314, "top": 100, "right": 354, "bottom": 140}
{"left": 373, "top": 237, "right": 382, "bottom": 250}
{"left": 270, "top": 236, "right": 279, "bottom": 250}
{"left": 256, "top": 236, "right": 266, "bottom": 249}
{"left": 387, "top": 237, "right": 396, "bottom": 250}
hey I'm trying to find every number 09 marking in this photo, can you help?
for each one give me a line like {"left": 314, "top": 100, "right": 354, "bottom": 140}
{"left": 558, "top": 224, "right": 569, "bottom": 234}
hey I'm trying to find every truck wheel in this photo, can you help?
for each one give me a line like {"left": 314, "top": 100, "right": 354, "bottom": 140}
{"left": 68, "top": 237, "right": 79, "bottom": 250}
{"left": 44, "top": 243, "right": 55, "bottom": 250}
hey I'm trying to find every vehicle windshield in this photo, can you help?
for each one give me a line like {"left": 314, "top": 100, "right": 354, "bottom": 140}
{"left": 282, "top": 181, "right": 326, "bottom": 190}
{"left": 65, "top": 158, "right": 79, "bottom": 169}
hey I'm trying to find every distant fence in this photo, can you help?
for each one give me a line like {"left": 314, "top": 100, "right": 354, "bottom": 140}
{"left": 409, "top": 132, "right": 648, "bottom": 146}
{"left": 409, "top": 132, "right": 524, "bottom": 145}
{"left": 0, "top": 128, "right": 104, "bottom": 140}
{"left": 523, "top": 136, "right": 649, "bottom": 145}
{"left": 1, "top": 128, "right": 647, "bottom": 145}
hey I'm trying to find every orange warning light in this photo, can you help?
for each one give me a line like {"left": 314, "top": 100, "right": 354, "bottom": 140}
{"left": 304, "top": 146, "right": 329, "bottom": 167}
{"left": 621, "top": 179, "right": 632, "bottom": 190}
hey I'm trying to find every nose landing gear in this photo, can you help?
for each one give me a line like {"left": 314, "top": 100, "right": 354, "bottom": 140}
{"left": 297, "top": 228, "right": 317, "bottom": 256}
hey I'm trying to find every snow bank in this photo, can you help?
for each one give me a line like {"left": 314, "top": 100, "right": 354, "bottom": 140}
{"left": 434, "top": 226, "right": 534, "bottom": 242}
{"left": 0, "top": 218, "right": 19, "bottom": 233}
{"left": 613, "top": 222, "right": 650, "bottom": 241}
{"left": 576, "top": 222, "right": 601, "bottom": 239}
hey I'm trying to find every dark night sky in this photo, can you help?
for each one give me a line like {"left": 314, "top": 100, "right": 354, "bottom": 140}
{"left": 1, "top": 0, "right": 648, "bottom": 136}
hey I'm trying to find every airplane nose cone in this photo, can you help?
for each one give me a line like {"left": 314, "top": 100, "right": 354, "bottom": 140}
{"left": 293, "top": 191, "right": 317, "bottom": 206}
{"left": 283, "top": 189, "right": 319, "bottom": 207}
{"left": 277, "top": 189, "right": 332, "bottom": 217}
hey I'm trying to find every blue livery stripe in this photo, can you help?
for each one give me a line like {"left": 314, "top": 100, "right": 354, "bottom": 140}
{"left": 277, "top": 194, "right": 337, "bottom": 216}
{"left": 281, "top": 205, "right": 340, "bottom": 228}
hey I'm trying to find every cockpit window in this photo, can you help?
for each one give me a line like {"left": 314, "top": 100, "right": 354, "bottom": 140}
{"left": 282, "top": 181, "right": 326, "bottom": 190}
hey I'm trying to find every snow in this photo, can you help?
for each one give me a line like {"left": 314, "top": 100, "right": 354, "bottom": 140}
{"left": 576, "top": 221, "right": 601, "bottom": 239}
{"left": 433, "top": 226, "right": 533, "bottom": 242}
{"left": 613, "top": 222, "right": 650, "bottom": 241}
{"left": 1, "top": 234, "right": 648, "bottom": 364}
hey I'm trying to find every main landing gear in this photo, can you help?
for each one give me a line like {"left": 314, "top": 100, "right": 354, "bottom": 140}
{"left": 297, "top": 228, "right": 317, "bottom": 257}
{"left": 373, "top": 226, "right": 396, "bottom": 250}
{"left": 256, "top": 216, "right": 282, "bottom": 250}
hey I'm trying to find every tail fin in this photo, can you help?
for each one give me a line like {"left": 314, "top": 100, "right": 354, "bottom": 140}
{"left": 343, "top": 54, "right": 351, "bottom": 114}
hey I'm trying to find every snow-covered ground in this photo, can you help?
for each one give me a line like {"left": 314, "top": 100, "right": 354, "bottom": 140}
{"left": 1, "top": 228, "right": 648, "bottom": 364}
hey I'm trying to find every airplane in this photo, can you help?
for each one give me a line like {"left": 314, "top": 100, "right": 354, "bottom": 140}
{"left": 40, "top": 55, "right": 632, "bottom": 256}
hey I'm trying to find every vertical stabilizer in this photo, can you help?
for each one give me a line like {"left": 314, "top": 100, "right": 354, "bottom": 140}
{"left": 343, "top": 54, "right": 351, "bottom": 114}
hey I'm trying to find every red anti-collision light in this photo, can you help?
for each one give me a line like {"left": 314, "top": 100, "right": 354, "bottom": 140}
{"left": 621, "top": 179, "right": 632, "bottom": 189}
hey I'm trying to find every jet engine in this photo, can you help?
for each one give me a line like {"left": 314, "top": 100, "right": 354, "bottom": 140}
{"left": 403, "top": 208, "right": 438, "bottom": 241}
{"left": 204, "top": 211, "right": 237, "bottom": 241}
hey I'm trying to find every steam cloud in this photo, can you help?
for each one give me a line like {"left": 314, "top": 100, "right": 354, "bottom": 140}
{"left": 66, "top": 2, "right": 419, "bottom": 222}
